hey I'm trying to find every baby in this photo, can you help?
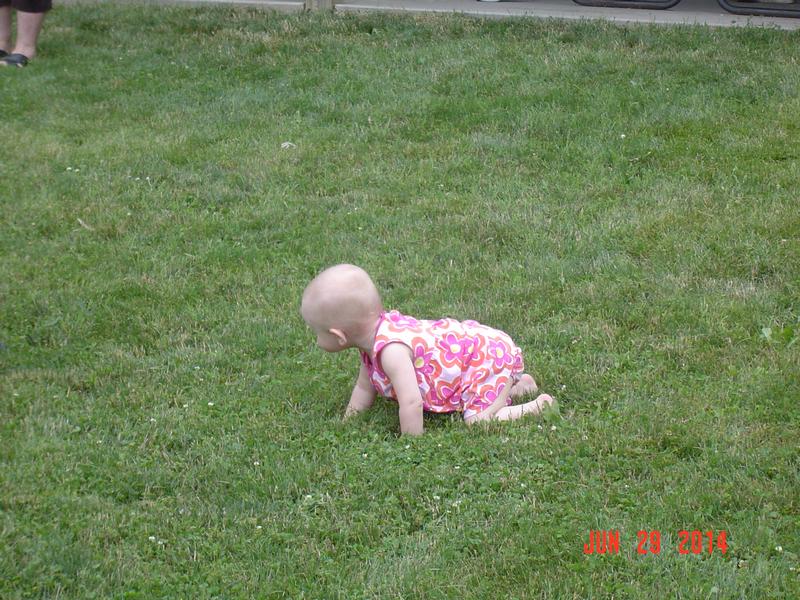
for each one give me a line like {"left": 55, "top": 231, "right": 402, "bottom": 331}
{"left": 301, "top": 264, "right": 555, "bottom": 435}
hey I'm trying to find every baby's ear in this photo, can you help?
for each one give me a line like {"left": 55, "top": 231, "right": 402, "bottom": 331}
{"left": 329, "top": 328, "right": 348, "bottom": 347}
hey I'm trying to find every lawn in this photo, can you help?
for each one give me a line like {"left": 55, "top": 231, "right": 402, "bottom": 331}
{"left": 1, "top": 2, "right": 799, "bottom": 598}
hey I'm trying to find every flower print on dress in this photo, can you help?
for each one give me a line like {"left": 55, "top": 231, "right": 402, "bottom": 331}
{"left": 463, "top": 366, "right": 491, "bottom": 389}
{"left": 511, "top": 352, "right": 524, "bottom": 374}
{"left": 478, "top": 377, "right": 509, "bottom": 405}
{"left": 384, "top": 310, "right": 420, "bottom": 332}
{"left": 487, "top": 338, "right": 515, "bottom": 372}
{"left": 429, "top": 318, "right": 452, "bottom": 331}
{"left": 434, "top": 378, "right": 463, "bottom": 408}
{"left": 410, "top": 337, "right": 442, "bottom": 381}
{"left": 464, "top": 333, "right": 487, "bottom": 368}
{"left": 436, "top": 332, "right": 473, "bottom": 368}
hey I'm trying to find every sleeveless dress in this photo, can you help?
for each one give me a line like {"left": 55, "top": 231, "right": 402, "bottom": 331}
{"left": 360, "top": 310, "right": 525, "bottom": 420}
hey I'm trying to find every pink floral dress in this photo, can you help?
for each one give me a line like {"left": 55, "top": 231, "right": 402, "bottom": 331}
{"left": 360, "top": 310, "right": 525, "bottom": 420}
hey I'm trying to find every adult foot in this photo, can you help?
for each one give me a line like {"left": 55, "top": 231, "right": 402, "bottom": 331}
{"left": 1, "top": 53, "right": 29, "bottom": 67}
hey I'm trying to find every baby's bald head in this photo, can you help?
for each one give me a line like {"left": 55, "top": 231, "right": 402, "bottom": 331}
{"left": 301, "top": 264, "right": 383, "bottom": 337}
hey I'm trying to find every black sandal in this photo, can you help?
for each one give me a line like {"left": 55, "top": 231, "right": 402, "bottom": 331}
{"left": 1, "top": 53, "right": 30, "bottom": 68}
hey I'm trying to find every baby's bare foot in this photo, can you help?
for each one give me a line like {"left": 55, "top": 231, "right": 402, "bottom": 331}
{"left": 510, "top": 373, "right": 538, "bottom": 398}
{"left": 521, "top": 393, "right": 555, "bottom": 416}
{"left": 493, "top": 393, "right": 556, "bottom": 422}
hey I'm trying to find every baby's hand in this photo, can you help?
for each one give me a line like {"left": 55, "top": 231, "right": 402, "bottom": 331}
{"left": 345, "top": 363, "right": 376, "bottom": 418}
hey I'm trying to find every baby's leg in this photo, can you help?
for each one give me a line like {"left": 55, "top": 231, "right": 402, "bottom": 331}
{"left": 463, "top": 382, "right": 513, "bottom": 424}
{"left": 509, "top": 373, "right": 537, "bottom": 399}
{"left": 494, "top": 394, "right": 555, "bottom": 421}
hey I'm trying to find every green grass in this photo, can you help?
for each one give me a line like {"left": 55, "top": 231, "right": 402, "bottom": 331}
{"left": 2, "top": 3, "right": 799, "bottom": 598}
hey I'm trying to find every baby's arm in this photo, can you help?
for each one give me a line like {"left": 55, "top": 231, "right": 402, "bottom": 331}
{"left": 379, "top": 343, "right": 424, "bottom": 436}
{"left": 345, "top": 363, "right": 376, "bottom": 418}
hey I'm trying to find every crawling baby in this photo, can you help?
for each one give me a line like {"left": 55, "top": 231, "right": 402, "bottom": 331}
{"left": 301, "top": 264, "right": 555, "bottom": 435}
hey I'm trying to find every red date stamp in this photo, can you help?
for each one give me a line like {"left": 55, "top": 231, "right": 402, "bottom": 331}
{"left": 583, "top": 530, "right": 728, "bottom": 555}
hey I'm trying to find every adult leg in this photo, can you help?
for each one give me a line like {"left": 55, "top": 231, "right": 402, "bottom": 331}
{"left": 13, "top": 8, "right": 45, "bottom": 59}
{"left": 0, "top": 6, "right": 12, "bottom": 54}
